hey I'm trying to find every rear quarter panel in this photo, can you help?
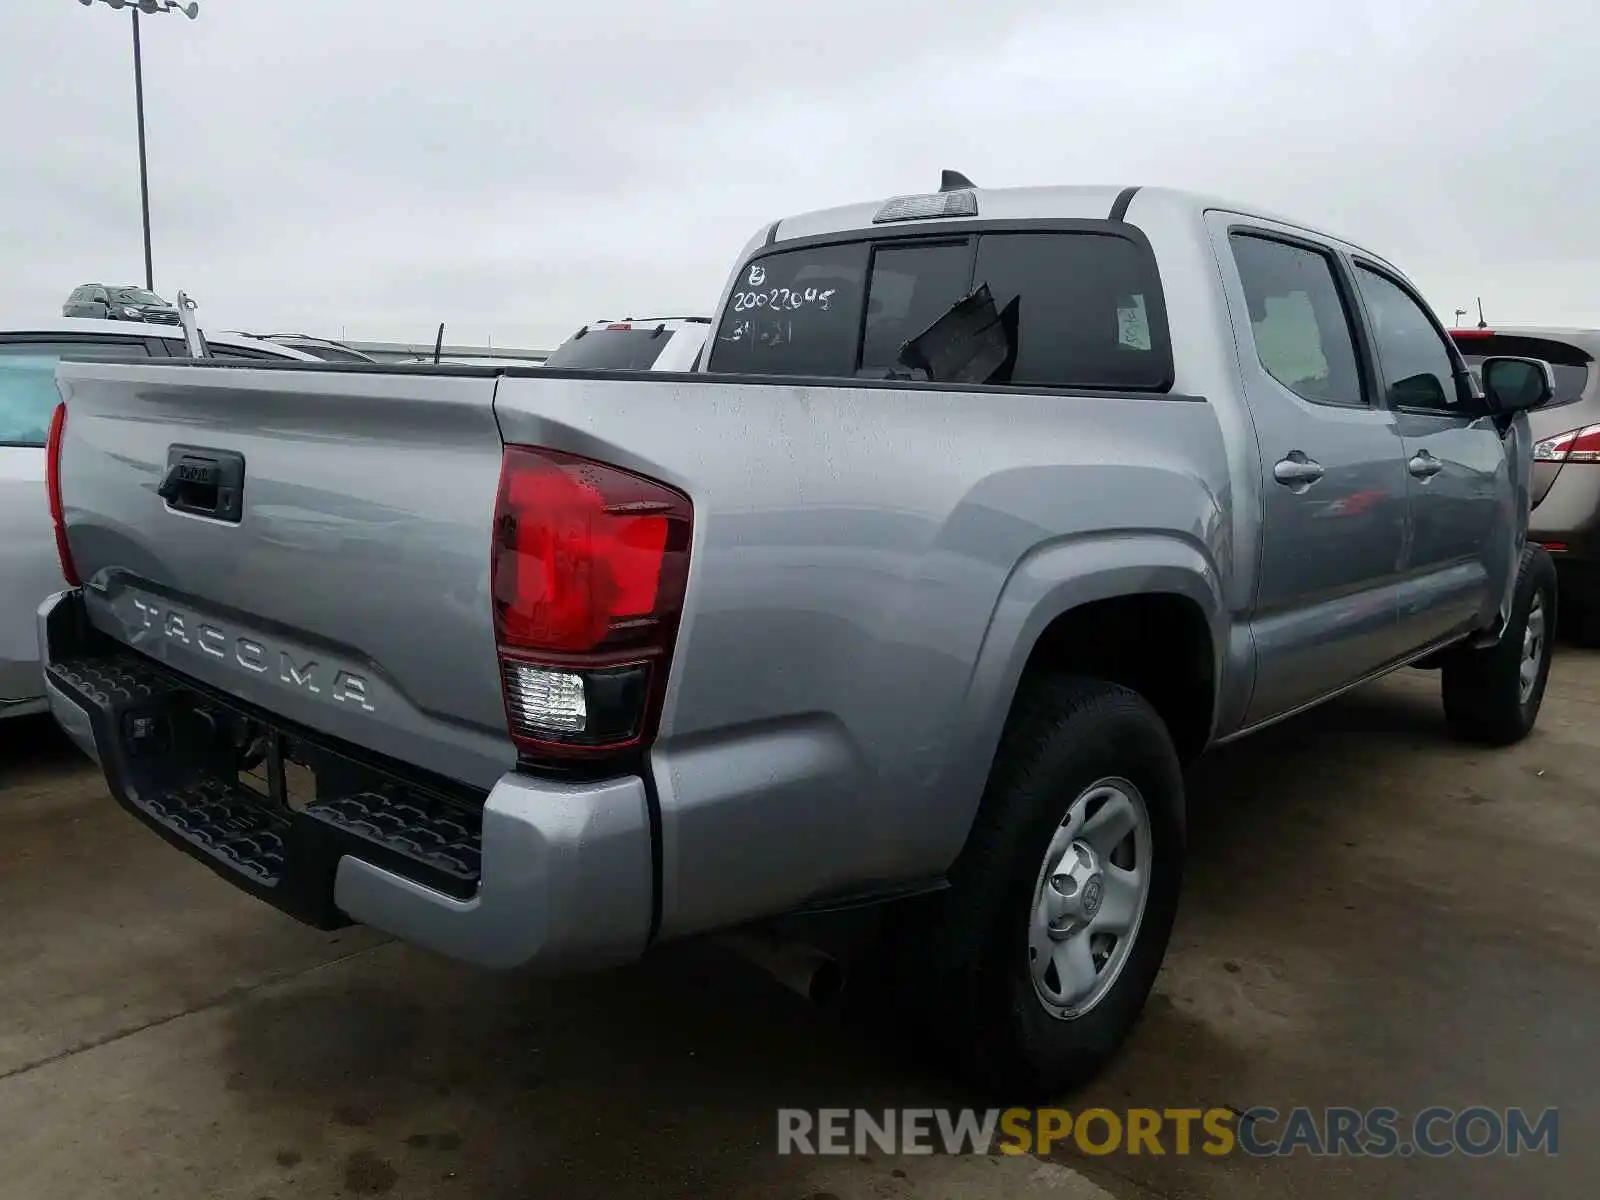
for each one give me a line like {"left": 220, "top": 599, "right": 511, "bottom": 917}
{"left": 493, "top": 372, "right": 1233, "bottom": 937}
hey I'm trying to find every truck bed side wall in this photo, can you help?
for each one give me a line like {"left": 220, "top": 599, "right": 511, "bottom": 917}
{"left": 492, "top": 369, "right": 1236, "bottom": 938}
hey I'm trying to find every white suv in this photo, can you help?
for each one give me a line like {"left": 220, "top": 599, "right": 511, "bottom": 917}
{"left": 0, "top": 320, "right": 320, "bottom": 720}
{"left": 541, "top": 317, "right": 709, "bottom": 372}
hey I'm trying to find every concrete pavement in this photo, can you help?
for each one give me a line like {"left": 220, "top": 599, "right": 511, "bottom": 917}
{"left": 2, "top": 652, "right": 1596, "bottom": 1199}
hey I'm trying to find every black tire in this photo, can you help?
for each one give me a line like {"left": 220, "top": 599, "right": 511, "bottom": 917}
{"left": 901, "top": 675, "right": 1185, "bottom": 1101}
{"left": 1441, "top": 545, "right": 1557, "bottom": 746}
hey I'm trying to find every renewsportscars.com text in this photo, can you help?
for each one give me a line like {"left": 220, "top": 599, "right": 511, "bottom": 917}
{"left": 777, "top": 1106, "right": 1559, "bottom": 1158}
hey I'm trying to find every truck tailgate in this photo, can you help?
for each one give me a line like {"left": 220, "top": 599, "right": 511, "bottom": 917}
{"left": 53, "top": 360, "right": 513, "bottom": 790}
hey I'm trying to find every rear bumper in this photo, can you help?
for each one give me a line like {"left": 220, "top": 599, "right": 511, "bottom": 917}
{"left": 37, "top": 589, "right": 653, "bottom": 972}
{"left": 0, "top": 695, "right": 49, "bottom": 721}
{"left": 1545, "top": 556, "right": 1600, "bottom": 610}
{"left": 1531, "top": 463, "right": 1600, "bottom": 558}
{"left": 1528, "top": 465, "right": 1600, "bottom": 610}
{"left": 1, "top": 650, "right": 47, "bottom": 717}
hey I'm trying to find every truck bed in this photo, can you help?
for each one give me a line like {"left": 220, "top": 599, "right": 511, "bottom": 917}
{"left": 47, "top": 357, "right": 1230, "bottom": 947}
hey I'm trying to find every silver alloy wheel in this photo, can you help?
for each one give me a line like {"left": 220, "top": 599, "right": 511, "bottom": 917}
{"left": 1027, "top": 777, "right": 1152, "bottom": 1019}
{"left": 1520, "top": 593, "right": 1547, "bottom": 705}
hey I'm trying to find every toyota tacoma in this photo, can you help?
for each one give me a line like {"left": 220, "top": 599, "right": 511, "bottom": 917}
{"left": 38, "top": 180, "right": 1559, "bottom": 1096}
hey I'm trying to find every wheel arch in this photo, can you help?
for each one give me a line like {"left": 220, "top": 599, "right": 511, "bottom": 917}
{"left": 930, "top": 533, "right": 1228, "bottom": 871}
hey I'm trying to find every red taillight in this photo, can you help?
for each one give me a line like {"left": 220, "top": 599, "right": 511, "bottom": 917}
{"left": 1450, "top": 329, "right": 1496, "bottom": 340}
{"left": 605, "top": 323, "right": 633, "bottom": 331}
{"left": 1534, "top": 424, "right": 1600, "bottom": 464}
{"left": 45, "top": 402, "right": 81, "bottom": 587}
{"left": 490, "top": 445, "right": 691, "bottom": 759}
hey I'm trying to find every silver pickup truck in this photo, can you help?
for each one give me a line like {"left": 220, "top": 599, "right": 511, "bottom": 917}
{"left": 38, "top": 182, "right": 1559, "bottom": 1097}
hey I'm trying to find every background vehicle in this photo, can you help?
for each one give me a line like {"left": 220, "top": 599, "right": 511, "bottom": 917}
{"left": 400, "top": 356, "right": 550, "bottom": 368}
{"left": 232, "top": 333, "right": 378, "bottom": 364}
{"left": 38, "top": 184, "right": 1555, "bottom": 1098}
{"left": 542, "top": 317, "right": 709, "bottom": 371}
{"left": 1453, "top": 326, "right": 1600, "bottom": 643}
{"left": 62, "top": 284, "right": 180, "bottom": 325}
{"left": 1, "top": 321, "right": 319, "bottom": 719}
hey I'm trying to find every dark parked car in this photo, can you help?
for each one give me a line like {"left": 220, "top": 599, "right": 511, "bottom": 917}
{"left": 62, "top": 284, "right": 181, "bottom": 325}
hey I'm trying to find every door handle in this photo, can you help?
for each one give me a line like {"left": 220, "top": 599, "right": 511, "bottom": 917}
{"left": 1273, "top": 453, "right": 1325, "bottom": 489}
{"left": 160, "top": 445, "right": 246, "bottom": 523}
{"left": 1408, "top": 451, "right": 1443, "bottom": 479}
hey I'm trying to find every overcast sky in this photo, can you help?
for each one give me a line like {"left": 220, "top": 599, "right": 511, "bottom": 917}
{"left": 2, "top": 0, "right": 1590, "bottom": 349}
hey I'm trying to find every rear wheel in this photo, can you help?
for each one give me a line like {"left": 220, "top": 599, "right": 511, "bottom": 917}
{"left": 901, "top": 675, "right": 1185, "bottom": 1099}
{"left": 1441, "top": 546, "right": 1557, "bottom": 745}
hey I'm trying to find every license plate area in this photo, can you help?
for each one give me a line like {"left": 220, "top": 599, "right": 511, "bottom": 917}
{"left": 59, "top": 645, "right": 485, "bottom": 908}
{"left": 193, "top": 703, "right": 485, "bottom": 897}
{"left": 237, "top": 731, "right": 311, "bottom": 810}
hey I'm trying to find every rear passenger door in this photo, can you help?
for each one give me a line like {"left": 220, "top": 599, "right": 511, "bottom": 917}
{"left": 1211, "top": 219, "right": 1412, "bottom": 724}
{"left": 1349, "top": 263, "right": 1514, "bottom": 648}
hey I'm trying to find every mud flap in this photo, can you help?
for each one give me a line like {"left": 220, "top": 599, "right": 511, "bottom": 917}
{"left": 1482, "top": 412, "right": 1534, "bottom": 647}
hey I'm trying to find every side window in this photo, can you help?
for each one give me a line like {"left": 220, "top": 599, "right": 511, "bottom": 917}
{"left": 1352, "top": 265, "right": 1460, "bottom": 410}
{"left": 0, "top": 340, "right": 152, "bottom": 447}
{"left": 1230, "top": 233, "right": 1365, "bottom": 406}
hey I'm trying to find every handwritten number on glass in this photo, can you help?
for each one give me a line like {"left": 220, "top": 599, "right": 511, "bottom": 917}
{"left": 730, "top": 287, "right": 835, "bottom": 314}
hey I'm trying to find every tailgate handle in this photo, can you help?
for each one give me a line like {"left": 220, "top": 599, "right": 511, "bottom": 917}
{"left": 160, "top": 446, "right": 245, "bottom": 523}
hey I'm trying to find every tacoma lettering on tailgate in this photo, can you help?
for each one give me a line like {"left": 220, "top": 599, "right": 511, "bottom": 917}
{"left": 127, "top": 595, "right": 375, "bottom": 712}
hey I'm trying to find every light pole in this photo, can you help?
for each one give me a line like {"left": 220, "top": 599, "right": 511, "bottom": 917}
{"left": 76, "top": 0, "right": 199, "bottom": 292}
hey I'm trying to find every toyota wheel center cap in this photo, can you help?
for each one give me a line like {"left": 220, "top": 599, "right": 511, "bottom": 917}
{"left": 1081, "top": 874, "right": 1105, "bottom": 920}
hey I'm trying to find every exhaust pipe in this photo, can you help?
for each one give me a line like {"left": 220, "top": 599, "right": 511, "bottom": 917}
{"left": 716, "top": 929, "right": 845, "bottom": 1007}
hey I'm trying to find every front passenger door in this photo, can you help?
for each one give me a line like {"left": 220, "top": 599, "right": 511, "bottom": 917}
{"left": 1350, "top": 264, "right": 1513, "bottom": 650}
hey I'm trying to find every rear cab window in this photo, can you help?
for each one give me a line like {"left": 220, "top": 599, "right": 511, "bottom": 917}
{"left": 544, "top": 326, "right": 674, "bottom": 371}
{"left": 1452, "top": 333, "right": 1593, "bottom": 409}
{"left": 0, "top": 339, "right": 152, "bottom": 447}
{"left": 705, "top": 226, "right": 1173, "bottom": 391}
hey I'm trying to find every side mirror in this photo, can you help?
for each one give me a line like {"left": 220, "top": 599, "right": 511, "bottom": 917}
{"left": 1481, "top": 356, "right": 1556, "bottom": 414}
